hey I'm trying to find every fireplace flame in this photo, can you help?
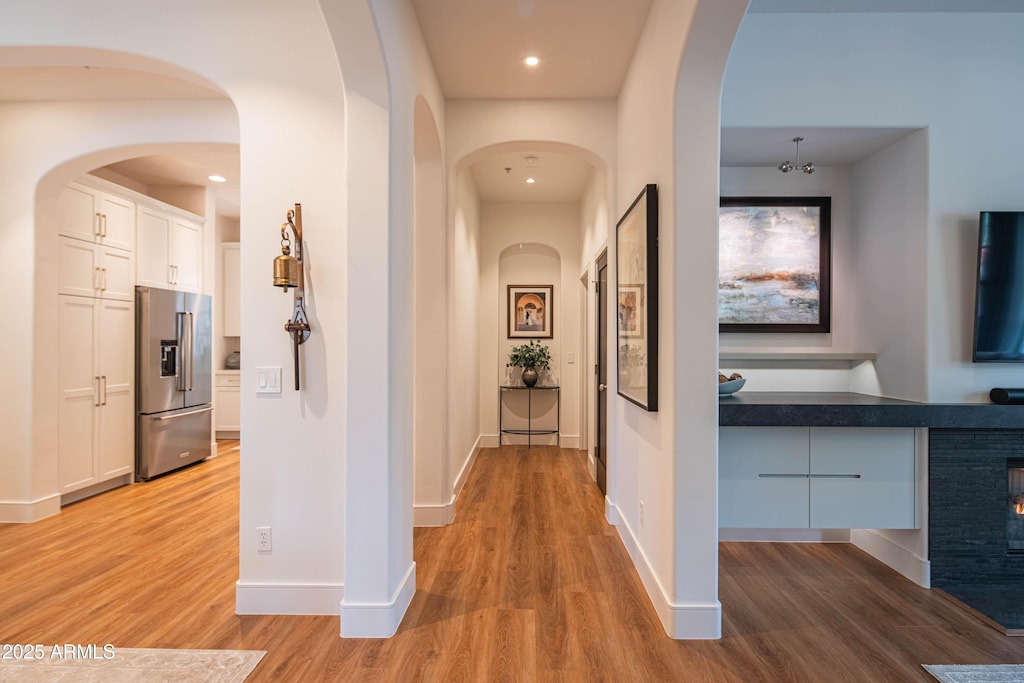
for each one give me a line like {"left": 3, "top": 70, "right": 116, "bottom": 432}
{"left": 1016, "top": 500, "right": 1024, "bottom": 515}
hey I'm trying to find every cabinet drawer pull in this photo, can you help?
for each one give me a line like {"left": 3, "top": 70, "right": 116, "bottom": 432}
{"left": 809, "top": 474, "right": 862, "bottom": 479}
{"left": 758, "top": 473, "right": 862, "bottom": 479}
{"left": 758, "top": 474, "right": 808, "bottom": 478}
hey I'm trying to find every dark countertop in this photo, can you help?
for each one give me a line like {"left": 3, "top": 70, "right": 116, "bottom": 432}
{"left": 719, "top": 392, "right": 1024, "bottom": 429}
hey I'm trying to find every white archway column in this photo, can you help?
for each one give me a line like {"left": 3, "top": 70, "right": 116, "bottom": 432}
{"left": 671, "top": 0, "right": 749, "bottom": 638}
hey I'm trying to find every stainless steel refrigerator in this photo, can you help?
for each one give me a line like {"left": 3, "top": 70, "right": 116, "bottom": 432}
{"left": 136, "top": 286, "right": 213, "bottom": 480}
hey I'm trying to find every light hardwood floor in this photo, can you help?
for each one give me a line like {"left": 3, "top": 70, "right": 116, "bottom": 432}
{"left": 2, "top": 441, "right": 1024, "bottom": 681}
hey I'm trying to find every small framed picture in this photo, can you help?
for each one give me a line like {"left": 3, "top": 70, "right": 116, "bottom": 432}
{"left": 508, "top": 285, "right": 553, "bottom": 339}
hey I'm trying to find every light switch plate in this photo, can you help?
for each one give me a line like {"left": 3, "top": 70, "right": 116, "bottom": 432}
{"left": 567, "top": 352, "right": 575, "bottom": 364}
{"left": 256, "top": 367, "right": 282, "bottom": 394}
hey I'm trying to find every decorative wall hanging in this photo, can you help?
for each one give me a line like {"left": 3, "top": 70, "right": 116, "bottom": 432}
{"left": 719, "top": 196, "right": 831, "bottom": 333}
{"left": 508, "top": 284, "right": 553, "bottom": 339}
{"left": 272, "top": 203, "right": 312, "bottom": 389}
{"left": 616, "top": 184, "right": 658, "bottom": 411}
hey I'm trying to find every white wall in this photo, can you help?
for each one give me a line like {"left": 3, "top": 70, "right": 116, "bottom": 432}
{"left": 451, "top": 170, "right": 481, "bottom": 502}
{"left": 722, "top": 11, "right": 1024, "bottom": 402}
{"left": 850, "top": 130, "right": 930, "bottom": 402}
{"left": 478, "top": 203, "right": 582, "bottom": 446}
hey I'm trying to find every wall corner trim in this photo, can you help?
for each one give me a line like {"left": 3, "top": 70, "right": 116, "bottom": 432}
{"left": 0, "top": 494, "right": 61, "bottom": 523}
{"left": 610, "top": 502, "right": 723, "bottom": 640}
{"left": 235, "top": 581, "right": 345, "bottom": 616}
{"left": 851, "top": 529, "right": 931, "bottom": 588}
{"left": 339, "top": 562, "right": 416, "bottom": 638}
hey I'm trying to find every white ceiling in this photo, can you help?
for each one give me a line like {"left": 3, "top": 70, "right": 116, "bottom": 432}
{"left": 410, "top": 0, "right": 653, "bottom": 99}
{"left": 470, "top": 150, "right": 594, "bottom": 202}
{"left": 721, "top": 127, "right": 918, "bottom": 167}
{"left": 103, "top": 149, "right": 241, "bottom": 219}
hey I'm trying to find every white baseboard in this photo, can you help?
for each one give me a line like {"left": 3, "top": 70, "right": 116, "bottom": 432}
{"left": 480, "top": 434, "right": 500, "bottom": 448}
{"left": 605, "top": 496, "right": 618, "bottom": 525}
{"left": 610, "top": 502, "right": 722, "bottom": 639}
{"left": 60, "top": 474, "right": 132, "bottom": 506}
{"left": 0, "top": 494, "right": 61, "bottom": 523}
{"left": 414, "top": 501, "right": 454, "bottom": 527}
{"left": 588, "top": 449, "right": 596, "bottom": 480}
{"left": 235, "top": 581, "right": 345, "bottom": 615}
{"left": 851, "top": 529, "right": 930, "bottom": 588}
{"left": 414, "top": 436, "right": 483, "bottom": 527}
{"left": 340, "top": 562, "right": 416, "bottom": 638}
{"left": 559, "top": 434, "right": 580, "bottom": 449}
{"left": 453, "top": 435, "right": 482, "bottom": 497}
{"left": 720, "top": 528, "right": 851, "bottom": 543}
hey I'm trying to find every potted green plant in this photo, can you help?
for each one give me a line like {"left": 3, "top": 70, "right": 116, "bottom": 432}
{"left": 507, "top": 340, "right": 552, "bottom": 387}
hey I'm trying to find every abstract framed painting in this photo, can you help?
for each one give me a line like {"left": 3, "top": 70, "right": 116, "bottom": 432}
{"left": 508, "top": 284, "right": 553, "bottom": 338}
{"left": 616, "top": 184, "right": 658, "bottom": 411}
{"left": 718, "top": 196, "right": 831, "bottom": 333}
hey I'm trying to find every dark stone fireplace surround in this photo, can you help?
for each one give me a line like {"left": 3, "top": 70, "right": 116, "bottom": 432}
{"left": 930, "top": 429, "right": 1024, "bottom": 632}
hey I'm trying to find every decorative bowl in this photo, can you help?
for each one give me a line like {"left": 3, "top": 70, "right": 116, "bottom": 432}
{"left": 718, "top": 378, "right": 746, "bottom": 396}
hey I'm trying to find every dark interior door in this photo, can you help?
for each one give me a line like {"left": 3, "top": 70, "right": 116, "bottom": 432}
{"left": 596, "top": 251, "right": 608, "bottom": 494}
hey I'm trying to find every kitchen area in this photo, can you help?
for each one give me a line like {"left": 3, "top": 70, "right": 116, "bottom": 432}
{"left": 56, "top": 152, "right": 241, "bottom": 507}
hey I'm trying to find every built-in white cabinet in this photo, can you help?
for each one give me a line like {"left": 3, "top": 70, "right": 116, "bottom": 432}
{"left": 136, "top": 204, "right": 203, "bottom": 293}
{"left": 58, "top": 296, "right": 135, "bottom": 494}
{"left": 720, "top": 427, "right": 917, "bottom": 530}
{"left": 58, "top": 181, "right": 136, "bottom": 252}
{"left": 215, "top": 372, "right": 240, "bottom": 436}
{"left": 58, "top": 236, "right": 135, "bottom": 301}
{"left": 222, "top": 242, "right": 240, "bottom": 337}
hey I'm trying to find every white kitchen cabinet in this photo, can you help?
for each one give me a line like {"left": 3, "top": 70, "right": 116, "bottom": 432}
{"left": 58, "top": 296, "right": 135, "bottom": 494}
{"left": 136, "top": 203, "right": 203, "bottom": 293}
{"left": 222, "top": 242, "right": 240, "bottom": 337}
{"left": 58, "top": 181, "right": 135, "bottom": 252}
{"left": 215, "top": 372, "right": 240, "bottom": 436}
{"left": 719, "top": 426, "right": 917, "bottom": 529}
{"left": 57, "top": 236, "right": 134, "bottom": 301}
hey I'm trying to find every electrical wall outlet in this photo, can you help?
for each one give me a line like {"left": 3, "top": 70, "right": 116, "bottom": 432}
{"left": 256, "top": 526, "right": 272, "bottom": 552}
{"left": 639, "top": 501, "right": 645, "bottom": 527}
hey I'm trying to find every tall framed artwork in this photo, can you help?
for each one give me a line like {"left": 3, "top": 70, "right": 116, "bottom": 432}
{"left": 616, "top": 184, "right": 658, "bottom": 411}
{"left": 718, "top": 196, "right": 831, "bottom": 333}
{"left": 507, "top": 284, "right": 553, "bottom": 338}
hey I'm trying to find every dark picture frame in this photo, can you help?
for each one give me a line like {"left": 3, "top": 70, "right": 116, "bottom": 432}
{"left": 718, "top": 196, "right": 831, "bottom": 333}
{"left": 507, "top": 284, "right": 553, "bottom": 338}
{"left": 615, "top": 184, "right": 658, "bottom": 411}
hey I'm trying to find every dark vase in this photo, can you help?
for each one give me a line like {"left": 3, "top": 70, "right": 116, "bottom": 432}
{"left": 521, "top": 367, "right": 539, "bottom": 387}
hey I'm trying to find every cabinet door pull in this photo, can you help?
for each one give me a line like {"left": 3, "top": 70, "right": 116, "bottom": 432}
{"left": 95, "top": 376, "right": 101, "bottom": 407}
{"left": 101, "top": 375, "right": 107, "bottom": 406}
{"left": 101, "top": 267, "right": 107, "bottom": 291}
{"left": 809, "top": 474, "right": 862, "bottom": 479}
{"left": 101, "top": 213, "right": 108, "bottom": 237}
{"left": 169, "top": 264, "right": 175, "bottom": 285}
{"left": 95, "top": 267, "right": 102, "bottom": 291}
{"left": 95, "top": 212, "right": 102, "bottom": 236}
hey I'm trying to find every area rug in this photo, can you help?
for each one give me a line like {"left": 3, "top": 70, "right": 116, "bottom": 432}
{"left": 0, "top": 648, "right": 265, "bottom": 682}
{"left": 924, "top": 664, "right": 1024, "bottom": 682}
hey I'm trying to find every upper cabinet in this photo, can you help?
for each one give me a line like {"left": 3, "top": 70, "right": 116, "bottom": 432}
{"left": 58, "top": 181, "right": 135, "bottom": 252}
{"left": 136, "top": 203, "right": 204, "bottom": 293}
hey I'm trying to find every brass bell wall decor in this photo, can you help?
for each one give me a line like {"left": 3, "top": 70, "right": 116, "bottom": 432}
{"left": 274, "top": 203, "right": 311, "bottom": 390}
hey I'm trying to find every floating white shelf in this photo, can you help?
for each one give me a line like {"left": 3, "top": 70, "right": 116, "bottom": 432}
{"left": 719, "top": 349, "right": 877, "bottom": 362}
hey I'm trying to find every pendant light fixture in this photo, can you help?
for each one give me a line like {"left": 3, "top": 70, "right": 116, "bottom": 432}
{"left": 778, "top": 136, "right": 815, "bottom": 174}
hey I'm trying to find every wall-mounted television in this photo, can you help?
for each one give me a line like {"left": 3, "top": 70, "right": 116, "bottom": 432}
{"left": 973, "top": 211, "right": 1024, "bottom": 362}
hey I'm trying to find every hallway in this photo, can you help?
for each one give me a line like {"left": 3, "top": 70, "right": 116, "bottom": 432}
{"left": 3, "top": 442, "right": 1024, "bottom": 680}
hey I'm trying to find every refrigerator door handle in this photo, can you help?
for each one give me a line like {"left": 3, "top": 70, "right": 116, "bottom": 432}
{"left": 154, "top": 405, "right": 213, "bottom": 421}
{"left": 187, "top": 312, "right": 195, "bottom": 391}
{"left": 176, "top": 312, "right": 188, "bottom": 392}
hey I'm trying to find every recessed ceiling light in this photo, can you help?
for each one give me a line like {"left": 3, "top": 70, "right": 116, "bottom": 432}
{"left": 523, "top": 55, "right": 541, "bottom": 67}
{"left": 208, "top": 175, "right": 227, "bottom": 183}
{"left": 526, "top": 177, "right": 536, "bottom": 184}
